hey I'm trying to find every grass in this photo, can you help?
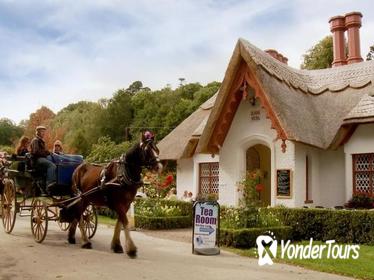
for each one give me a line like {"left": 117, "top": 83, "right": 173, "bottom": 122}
{"left": 227, "top": 241, "right": 374, "bottom": 280}
{"left": 98, "top": 215, "right": 117, "bottom": 226}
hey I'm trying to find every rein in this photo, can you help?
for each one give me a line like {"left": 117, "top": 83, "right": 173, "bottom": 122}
{"left": 116, "top": 153, "right": 143, "bottom": 186}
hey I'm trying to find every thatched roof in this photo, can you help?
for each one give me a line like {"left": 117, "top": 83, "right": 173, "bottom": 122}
{"left": 158, "top": 38, "right": 374, "bottom": 159}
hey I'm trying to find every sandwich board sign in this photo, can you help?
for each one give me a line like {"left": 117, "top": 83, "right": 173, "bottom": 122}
{"left": 192, "top": 200, "right": 220, "bottom": 255}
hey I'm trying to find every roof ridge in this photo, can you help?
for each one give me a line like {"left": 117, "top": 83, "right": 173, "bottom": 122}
{"left": 238, "top": 38, "right": 374, "bottom": 94}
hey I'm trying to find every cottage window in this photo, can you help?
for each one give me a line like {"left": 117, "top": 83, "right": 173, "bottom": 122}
{"left": 352, "top": 153, "right": 374, "bottom": 196}
{"left": 199, "top": 162, "right": 219, "bottom": 195}
{"left": 305, "top": 155, "right": 313, "bottom": 203}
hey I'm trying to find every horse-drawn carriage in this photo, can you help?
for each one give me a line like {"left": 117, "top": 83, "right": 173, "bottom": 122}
{"left": 0, "top": 153, "right": 97, "bottom": 243}
{"left": 1, "top": 132, "right": 162, "bottom": 257}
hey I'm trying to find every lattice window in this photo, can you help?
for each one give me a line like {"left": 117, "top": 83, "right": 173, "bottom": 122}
{"left": 199, "top": 162, "right": 219, "bottom": 195}
{"left": 353, "top": 153, "right": 374, "bottom": 196}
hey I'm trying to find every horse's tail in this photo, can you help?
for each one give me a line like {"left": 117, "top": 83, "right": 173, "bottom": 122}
{"left": 72, "top": 163, "right": 88, "bottom": 195}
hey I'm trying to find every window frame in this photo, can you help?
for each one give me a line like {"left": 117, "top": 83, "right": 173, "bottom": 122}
{"left": 198, "top": 162, "right": 219, "bottom": 195}
{"left": 352, "top": 153, "right": 374, "bottom": 197}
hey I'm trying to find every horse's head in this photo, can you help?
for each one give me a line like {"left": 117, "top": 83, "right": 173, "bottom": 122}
{"left": 139, "top": 131, "right": 163, "bottom": 174}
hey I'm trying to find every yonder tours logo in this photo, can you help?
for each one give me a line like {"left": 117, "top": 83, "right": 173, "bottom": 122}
{"left": 255, "top": 232, "right": 360, "bottom": 266}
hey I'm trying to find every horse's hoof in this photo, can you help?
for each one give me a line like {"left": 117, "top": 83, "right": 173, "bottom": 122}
{"left": 111, "top": 244, "right": 124, "bottom": 254}
{"left": 68, "top": 237, "right": 76, "bottom": 244}
{"left": 127, "top": 249, "right": 137, "bottom": 258}
{"left": 81, "top": 242, "right": 92, "bottom": 249}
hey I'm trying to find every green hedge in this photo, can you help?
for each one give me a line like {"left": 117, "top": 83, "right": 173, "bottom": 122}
{"left": 220, "top": 226, "right": 292, "bottom": 248}
{"left": 134, "top": 198, "right": 193, "bottom": 216}
{"left": 135, "top": 215, "right": 192, "bottom": 230}
{"left": 263, "top": 207, "right": 374, "bottom": 245}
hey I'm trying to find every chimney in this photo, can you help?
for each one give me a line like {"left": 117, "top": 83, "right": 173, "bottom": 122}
{"left": 345, "top": 12, "right": 363, "bottom": 64}
{"left": 264, "top": 49, "right": 288, "bottom": 65}
{"left": 329, "top": 15, "right": 347, "bottom": 66}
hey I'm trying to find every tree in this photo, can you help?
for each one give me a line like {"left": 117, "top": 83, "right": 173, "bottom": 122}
{"left": 51, "top": 101, "right": 104, "bottom": 155}
{"left": 98, "top": 89, "right": 134, "bottom": 143}
{"left": 366, "top": 45, "right": 374, "bottom": 61}
{"left": 0, "top": 118, "right": 23, "bottom": 146}
{"left": 301, "top": 36, "right": 333, "bottom": 70}
{"left": 125, "top": 81, "right": 150, "bottom": 95}
{"left": 24, "top": 106, "right": 56, "bottom": 148}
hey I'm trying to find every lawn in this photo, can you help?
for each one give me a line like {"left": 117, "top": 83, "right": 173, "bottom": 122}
{"left": 227, "top": 241, "right": 374, "bottom": 280}
{"left": 98, "top": 215, "right": 117, "bottom": 226}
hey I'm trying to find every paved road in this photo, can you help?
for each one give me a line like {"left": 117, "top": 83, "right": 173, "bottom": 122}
{"left": 0, "top": 216, "right": 351, "bottom": 280}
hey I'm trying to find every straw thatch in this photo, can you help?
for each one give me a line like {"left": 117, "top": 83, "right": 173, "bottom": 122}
{"left": 158, "top": 38, "right": 374, "bottom": 159}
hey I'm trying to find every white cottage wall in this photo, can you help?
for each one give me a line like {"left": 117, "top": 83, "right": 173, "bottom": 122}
{"left": 294, "top": 143, "right": 345, "bottom": 208}
{"left": 176, "top": 158, "right": 194, "bottom": 198}
{"left": 218, "top": 99, "right": 296, "bottom": 206}
{"left": 344, "top": 123, "right": 374, "bottom": 201}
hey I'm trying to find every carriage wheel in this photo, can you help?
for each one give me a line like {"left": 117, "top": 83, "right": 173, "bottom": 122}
{"left": 31, "top": 198, "right": 48, "bottom": 243}
{"left": 1, "top": 179, "right": 17, "bottom": 233}
{"left": 82, "top": 204, "right": 97, "bottom": 239}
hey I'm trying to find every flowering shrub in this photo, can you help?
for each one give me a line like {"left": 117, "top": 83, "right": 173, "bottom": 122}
{"left": 136, "top": 202, "right": 183, "bottom": 217}
{"left": 237, "top": 169, "right": 264, "bottom": 208}
{"left": 143, "top": 172, "right": 176, "bottom": 198}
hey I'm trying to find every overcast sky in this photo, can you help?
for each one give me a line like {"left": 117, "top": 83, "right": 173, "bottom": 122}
{"left": 0, "top": 0, "right": 373, "bottom": 123}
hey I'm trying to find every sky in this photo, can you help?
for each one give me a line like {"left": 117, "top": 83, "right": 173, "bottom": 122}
{"left": 0, "top": 0, "right": 373, "bottom": 123}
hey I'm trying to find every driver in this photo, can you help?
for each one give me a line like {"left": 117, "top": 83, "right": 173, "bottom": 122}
{"left": 30, "top": 126, "right": 56, "bottom": 195}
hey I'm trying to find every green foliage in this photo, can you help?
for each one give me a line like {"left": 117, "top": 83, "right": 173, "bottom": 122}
{"left": 134, "top": 198, "right": 192, "bottom": 229}
{"left": 135, "top": 215, "right": 192, "bottom": 230}
{"left": 237, "top": 169, "right": 263, "bottom": 208}
{"left": 0, "top": 118, "right": 23, "bottom": 146}
{"left": 52, "top": 101, "right": 104, "bottom": 155}
{"left": 19, "top": 80, "right": 220, "bottom": 157}
{"left": 263, "top": 207, "right": 374, "bottom": 245}
{"left": 97, "top": 198, "right": 193, "bottom": 229}
{"left": 220, "top": 206, "right": 282, "bottom": 229}
{"left": 0, "top": 145, "right": 14, "bottom": 154}
{"left": 86, "top": 136, "right": 131, "bottom": 162}
{"left": 301, "top": 36, "right": 333, "bottom": 70}
{"left": 131, "top": 81, "right": 220, "bottom": 140}
{"left": 366, "top": 45, "right": 374, "bottom": 61}
{"left": 134, "top": 198, "right": 193, "bottom": 217}
{"left": 345, "top": 194, "right": 374, "bottom": 209}
{"left": 98, "top": 89, "right": 134, "bottom": 143}
{"left": 220, "top": 226, "right": 292, "bottom": 248}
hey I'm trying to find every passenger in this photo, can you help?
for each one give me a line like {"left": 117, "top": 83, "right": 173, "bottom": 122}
{"left": 15, "top": 136, "right": 30, "bottom": 172}
{"left": 53, "top": 140, "right": 64, "bottom": 155}
{"left": 15, "top": 136, "right": 30, "bottom": 156}
{"left": 30, "top": 126, "right": 56, "bottom": 194}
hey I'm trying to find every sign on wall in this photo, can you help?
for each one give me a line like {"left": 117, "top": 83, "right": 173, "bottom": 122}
{"left": 192, "top": 201, "right": 220, "bottom": 255}
{"left": 276, "top": 169, "right": 292, "bottom": 197}
{"left": 250, "top": 110, "right": 261, "bottom": 121}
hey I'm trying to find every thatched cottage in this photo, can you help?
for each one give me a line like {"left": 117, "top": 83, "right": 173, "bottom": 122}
{"left": 158, "top": 12, "right": 374, "bottom": 207}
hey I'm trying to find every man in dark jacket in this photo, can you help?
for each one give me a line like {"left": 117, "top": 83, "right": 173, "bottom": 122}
{"left": 30, "top": 126, "right": 56, "bottom": 194}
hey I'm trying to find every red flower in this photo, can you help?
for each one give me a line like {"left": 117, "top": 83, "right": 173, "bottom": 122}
{"left": 160, "top": 175, "right": 174, "bottom": 189}
{"left": 255, "top": 184, "right": 264, "bottom": 192}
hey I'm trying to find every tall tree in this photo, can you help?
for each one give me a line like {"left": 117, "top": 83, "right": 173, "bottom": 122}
{"left": 366, "top": 45, "right": 374, "bottom": 61}
{"left": 51, "top": 101, "right": 103, "bottom": 155}
{"left": 0, "top": 118, "right": 23, "bottom": 146}
{"left": 24, "top": 106, "right": 56, "bottom": 148}
{"left": 98, "top": 89, "right": 134, "bottom": 143}
{"left": 301, "top": 36, "right": 333, "bottom": 70}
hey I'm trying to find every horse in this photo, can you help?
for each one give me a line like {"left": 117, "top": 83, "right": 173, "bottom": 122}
{"left": 66, "top": 132, "right": 163, "bottom": 257}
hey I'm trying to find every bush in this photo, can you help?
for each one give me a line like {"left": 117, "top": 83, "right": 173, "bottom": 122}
{"left": 135, "top": 215, "right": 192, "bottom": 230}
{"left": 220, "top": 226, "right": 292, "bottom": 248}
{"left": 345, "top": 194, "right": 374, "bottom": 209}
{"left": 134, "top": 198, "right": 193, "bottom": 217}
{"left": 263, "top": 207, "right": 374, "bottom": 245}
{"left": 220, "top": 206, "right": 282, "bottom": 229}
{"left": 98, "top": 198, "right": 193, "bottom": 229}
{"left": 86, "top": 136, "right": 131, "bottom": 163}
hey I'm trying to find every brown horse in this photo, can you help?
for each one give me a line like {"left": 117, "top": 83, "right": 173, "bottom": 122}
{"left": 67, "top": 132, "right": 162, "bottom": 257}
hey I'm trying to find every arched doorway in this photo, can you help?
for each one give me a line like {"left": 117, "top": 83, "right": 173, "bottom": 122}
{"left": 246, "top": 144, "right": 271, "bottom": 206}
